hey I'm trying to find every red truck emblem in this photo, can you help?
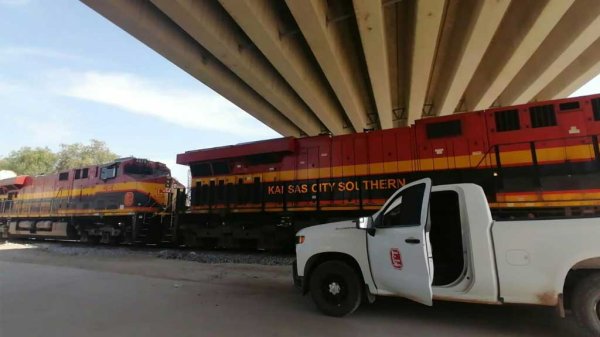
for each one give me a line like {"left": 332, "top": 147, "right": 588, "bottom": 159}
{"left": 390, "top": 248, "right": 403, "bottom": 269}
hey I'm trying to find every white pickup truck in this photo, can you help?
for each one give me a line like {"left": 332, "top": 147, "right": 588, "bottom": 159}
{"left": 294, "top": 178, "right": 600, "bottom": 335}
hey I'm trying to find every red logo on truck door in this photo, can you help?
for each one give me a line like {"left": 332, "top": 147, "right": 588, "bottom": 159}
{"left": 390, "top": 248, "right": 403, "bottom": 269}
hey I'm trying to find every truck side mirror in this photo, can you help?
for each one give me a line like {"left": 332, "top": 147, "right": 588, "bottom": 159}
{"left": 354, "top": 216, "right": 371, "bottom": 229}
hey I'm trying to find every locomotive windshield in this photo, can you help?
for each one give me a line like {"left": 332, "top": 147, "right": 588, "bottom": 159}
{"left": 124, "top": 162, "right": 153, "bottom": 175}
{"left": 100, "top": 165, "right": 117, "bottom": 180}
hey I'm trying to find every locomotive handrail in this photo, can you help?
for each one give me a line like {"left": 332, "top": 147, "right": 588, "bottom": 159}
{"left": 473, "top": 145, "right": 497, "bottom": 169}
{"left": 473, "top": 134, "right": 597, "bottom": 169}
{"left": 50, "top": 187, "right": 63, "bottom": 214}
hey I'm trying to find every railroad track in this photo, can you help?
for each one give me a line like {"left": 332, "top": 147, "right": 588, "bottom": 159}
{"left": 1, "top": 238, "right": 295, "bottom": 266}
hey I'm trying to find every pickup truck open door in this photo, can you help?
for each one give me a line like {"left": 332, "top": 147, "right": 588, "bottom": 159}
{"left": 367, "top": 178, "right": 433, "bottom": 305}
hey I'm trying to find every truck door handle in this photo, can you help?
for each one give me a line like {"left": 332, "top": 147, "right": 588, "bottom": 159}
{"left": 405, "top": 238, "right": 420, "bottom": 244}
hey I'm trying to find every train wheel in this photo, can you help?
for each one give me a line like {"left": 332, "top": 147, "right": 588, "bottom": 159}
{"left": 184, "top": 232, "right": 199, "bottom": 248}
{"left": 107, "top": 235, "right": 119, "bottom": 245}
{"left": 81, "top": 232, "right": 99, "bottom": 245}
{"left": 80, "top": 231, "right": 90, "bottom": 243}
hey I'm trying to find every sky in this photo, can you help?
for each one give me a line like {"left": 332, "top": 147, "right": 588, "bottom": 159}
{"left": 0, "top": 0, "right": 279, "bottom": 184}
{"left": 0, "top": 0, "right": 599, "bottom": 185}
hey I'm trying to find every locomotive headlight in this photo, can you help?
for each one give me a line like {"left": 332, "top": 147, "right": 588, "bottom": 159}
{"left": 296, "top": 235, "right": 305, "bottom": 244}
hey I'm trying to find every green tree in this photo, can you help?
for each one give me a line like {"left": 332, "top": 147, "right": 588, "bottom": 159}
{"left": 55, "top": 139, "right": 118, "bottom": 171}
{"left": 0, "top": 147, "right": 57, "bottom": 176}
{"left": 0, "top": 140, "right": 119, "bottom": 176}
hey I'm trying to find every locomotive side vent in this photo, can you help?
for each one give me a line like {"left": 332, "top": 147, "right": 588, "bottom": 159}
{"left": 529, "top": 104, "right": 557, "bottom": 128}
{"left": 495, "top": 109, "right": 520, "bottom": 132}
{"left": 426, "top": 120, "right": 462, "bottom": 139}
{"left": 559, "top": 101, "right": 580, "bottom": 111}
{"left": 592, "top": 98, "right": 600, "bottom": 121}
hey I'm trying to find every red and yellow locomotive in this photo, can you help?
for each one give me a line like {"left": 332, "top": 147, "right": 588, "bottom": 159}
{"left": 176, "top": 93, "right": 600, "bottom": 250}
{"left": 0, "top": 157, "right": 181, "bottom": 243}
{"left": 4, "top": 94, "right": 599, "bottom": 250}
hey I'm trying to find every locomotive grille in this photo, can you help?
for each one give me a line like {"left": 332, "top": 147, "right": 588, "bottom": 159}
{"left": 592, "top": 98, "right": 600, "bottom": 121}
{"left": 529, "top": 104, "right": 556, "bottom": 128}
{"left": 426, "top": 120, "right": 462, "bottom": 139}
{"left": 495, "top": 109, "right": 520, "bottom": 132}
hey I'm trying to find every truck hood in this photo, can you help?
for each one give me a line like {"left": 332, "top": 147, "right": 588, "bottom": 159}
{"left": 297, "top": 220, "right": 358, "bottom": 237}
{"left": 295, "top": 219, "right": 369, "bottom": 277}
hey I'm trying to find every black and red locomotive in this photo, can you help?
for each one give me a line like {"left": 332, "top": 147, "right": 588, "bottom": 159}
{"left": 3, "top": 94, "right": 600, "bottom": 250}
{"left": 175, "top": 93, "right": 600, "bottom": 250}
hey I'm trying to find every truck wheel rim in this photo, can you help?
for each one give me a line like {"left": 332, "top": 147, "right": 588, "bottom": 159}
{"left": 321, "top": 275, "right": 347, "bottom": 306}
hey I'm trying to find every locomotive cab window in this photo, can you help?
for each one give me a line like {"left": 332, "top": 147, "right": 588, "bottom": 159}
{"left": 59, "top": 172, "right": 69, "bottom": 181}
{"left": 426, "top": 120, "right": 462, "bottom": 139}
{"left": 82, "top": 168, "right": 89, "bottom": 179}
{"left": 100, "top": 165, "right": 118, "bottom": 180}
{"left": 74, "top": 169, "right": 81, "bottom": 179}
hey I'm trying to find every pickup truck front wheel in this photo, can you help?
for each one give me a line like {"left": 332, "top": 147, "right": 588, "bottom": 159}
{"left": 309, "top": 260, "right": 362, "bottom": 317}
{"left": 572, "top": 273, "right": 600, "bottom": 336}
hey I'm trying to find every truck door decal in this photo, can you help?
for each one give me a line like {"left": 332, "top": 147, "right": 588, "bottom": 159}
{"left": 390, "top": 248, "right": 403, "bottom": 269}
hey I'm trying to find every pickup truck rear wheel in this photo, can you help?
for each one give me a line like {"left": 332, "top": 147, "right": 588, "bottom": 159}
{"left": 309, "top": 260, "right": 362, "bottom": 317}
{"left": 572, "top": 272, "right": 600, "bottom": 336}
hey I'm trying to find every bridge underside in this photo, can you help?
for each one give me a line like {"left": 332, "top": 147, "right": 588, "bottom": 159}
{"left": 82, "top": 0, "right": 600, "bottom": 137}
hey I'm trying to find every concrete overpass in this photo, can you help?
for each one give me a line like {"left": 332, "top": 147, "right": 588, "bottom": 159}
{"left": 81, "top": 0, "right": 600, "bottom": 137}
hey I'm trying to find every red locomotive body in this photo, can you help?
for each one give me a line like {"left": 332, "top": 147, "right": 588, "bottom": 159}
{"left": 0, "top": 158, "right": 182, "bottom": 243}
{"left": 177, "top": 93, "right": 600, "bottom": 250}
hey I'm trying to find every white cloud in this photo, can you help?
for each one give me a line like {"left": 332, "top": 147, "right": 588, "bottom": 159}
{"left": 0, "top": 78, "right": 74, "bottom": 148}
{"left": 6, "top": 113, "right": 74, "bottom": 147}
{"left": 0, "top": 80, "right": 19, "bottom": 93}
{"left": 53, "top": 70, "right": 276, "bottom": 137}
{"left": 0, "top": 47, "right": 82, "bottom": 61}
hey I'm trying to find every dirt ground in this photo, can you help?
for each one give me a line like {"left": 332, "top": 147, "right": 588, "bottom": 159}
{"left": 0, "top": 241, "right": 587, "bottom": 337}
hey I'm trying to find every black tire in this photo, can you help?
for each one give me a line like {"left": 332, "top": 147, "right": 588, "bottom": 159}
{"left": 292, "top": 260, "right": 301, "bottom": 288}
{"left": 572, "top": 272, "right": 600, "bottom": 336}
{"left": 309, "top": 260, "right": 362, "bottom": 317}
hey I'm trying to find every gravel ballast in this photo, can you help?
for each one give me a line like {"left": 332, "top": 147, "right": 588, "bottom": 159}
{"left": 1, "top": 240, "right": 295, "bottom": 266}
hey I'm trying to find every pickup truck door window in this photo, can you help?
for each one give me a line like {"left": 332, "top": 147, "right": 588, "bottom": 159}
{"left": 367, "top": 178, "right": 433, "bottom": 305}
